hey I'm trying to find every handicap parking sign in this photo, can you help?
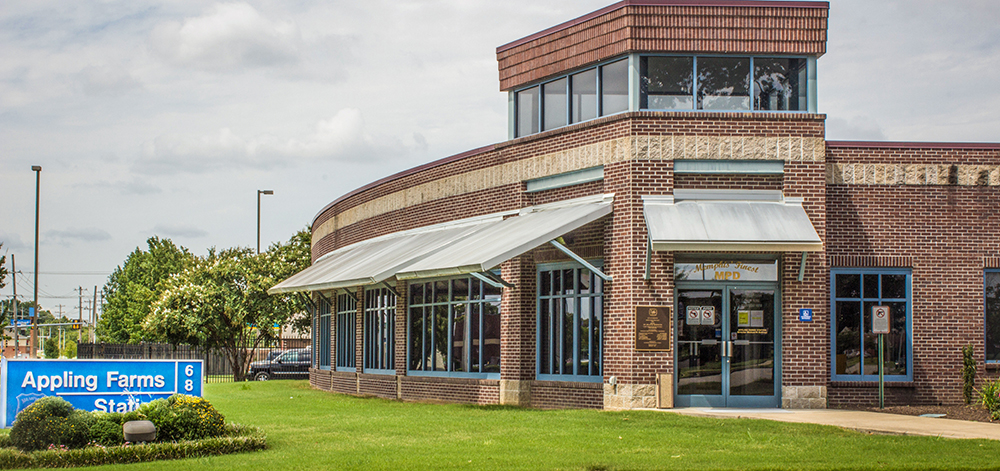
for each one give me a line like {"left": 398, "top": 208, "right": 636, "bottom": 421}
{"left": 798, "top": 308, "right": 813, "bottom": 322}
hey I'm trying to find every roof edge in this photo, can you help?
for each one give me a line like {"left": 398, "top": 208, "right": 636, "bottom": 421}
{"left": 312, "top": 144, "right": 496, "bottom": 226}
{"left": 827, "top": 140, "right": 1000, "bottom": 150}
{"left": 496, "top": 0, "right": 831, "bottom": 54}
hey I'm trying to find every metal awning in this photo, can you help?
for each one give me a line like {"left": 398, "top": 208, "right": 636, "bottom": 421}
{"left": 267, "top": 214, "right": 508, "bottom": 294}
{"left": 643, "top": 190, "right": 822, "bottom": 252}
{"left": 394, "top": 194, "right": 614, "bottom": 280}
{"left": 269, "top": 194, "right": 614, "bottom": 294}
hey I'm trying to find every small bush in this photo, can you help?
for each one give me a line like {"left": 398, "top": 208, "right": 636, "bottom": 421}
{"left": 980, "top": 378, "right": 1000, "bottom": 420}
{"left": 88, "top": 413, "right": 126, "bottom": 447}
{"left": 9, "top": 397, "right": 94, "bottom": 452}
{"left": 165, "top": 394, "right": 226, "bottom": 440}
{"left": 0, "top": 424, "right": 266, "bottom": 469}
{"left": 962, "top": 345, "right": 977, "bottom": 405}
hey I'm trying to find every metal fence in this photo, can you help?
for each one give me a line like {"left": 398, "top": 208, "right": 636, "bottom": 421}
{"left": 78, "top": 339, "right": 309, "bottom": 382}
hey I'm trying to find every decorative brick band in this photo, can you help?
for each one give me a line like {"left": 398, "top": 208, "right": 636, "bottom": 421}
{"left": 985, "top": 257, "right": 1000, "bottom": 269}
{"left": 829, "top": 255, "right": 912, "bottom": 268}
{"left": 827, "top": 163, "right": 1000, "bottom": 186}
{"left": 312, "top": 135, "right": 825, "bottom": 243}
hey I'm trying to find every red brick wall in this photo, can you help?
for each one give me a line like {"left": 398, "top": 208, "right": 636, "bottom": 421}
{"left": 497, "top": 2, "right": 829, "bottom": 90}
{"left": 529, "top": 381, "right": 604, "bottom": 409}
{"left": 400, "top": 377, "right": 500, "bottom": 405}
{"left": 826, "top": 144, "right": 1000, "bottom": 406}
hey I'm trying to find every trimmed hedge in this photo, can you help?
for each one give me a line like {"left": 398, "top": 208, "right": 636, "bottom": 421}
{"left": 9, "top": 397, "right": 94, "bottom": 452}
{"left": 0, "top": 423, "right": 266, "bottom": 469}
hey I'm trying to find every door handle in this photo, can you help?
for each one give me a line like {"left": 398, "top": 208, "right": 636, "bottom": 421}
{"left": 721, "top": 341, "right": 731, "bottom": 358}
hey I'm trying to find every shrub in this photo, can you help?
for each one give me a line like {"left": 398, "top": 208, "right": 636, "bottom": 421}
{"left": 88, "top": 413, "right": 126, "bottom": 447}
{"left": 962, "top": 345, "right": 977, "bottom": 405}
{"left": 165, "top": 394, "right": 226, "bottom": 440}
{"left": 979, "top": 377, "right": 1000, "bottom": 420}
{"left": 9, "top": 397, "right": 94, "bottom": 452}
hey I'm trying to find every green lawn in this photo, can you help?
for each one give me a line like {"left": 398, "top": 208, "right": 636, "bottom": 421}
{"left": 7, "top": 381, "right": 1000, "bottom": 470}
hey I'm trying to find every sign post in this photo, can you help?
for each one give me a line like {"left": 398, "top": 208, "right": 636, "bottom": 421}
{"left": 871, "top": 305, "right": 890, "bottom": 409}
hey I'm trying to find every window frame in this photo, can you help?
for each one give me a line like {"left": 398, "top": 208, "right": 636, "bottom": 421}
{"left": 829, "top": 268, "right": 913, "bottom": 382}
{"left": 536, "top": 260, "right": 605, "bottom": 383}
{"left": 639, "top": 54, "right": 809, "bottom": 113}
{"left": 362, "top": 287, "right": 396, "bottom": 375}
{"left": 405, "top": 275, "right": 502, "bottom": 379}
{"left": 335, "top": 292, "right": 357, "bottom": 372}
{"left": 317, "top": 296, "right": 332, "bottom": 370}
{"left": 985, "top": 270, "right": 1000, "bottom": 363}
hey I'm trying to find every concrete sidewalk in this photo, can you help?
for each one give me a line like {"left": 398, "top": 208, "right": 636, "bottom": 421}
{"left": 654, "top": 408, "right": 1000, "bottom": 440}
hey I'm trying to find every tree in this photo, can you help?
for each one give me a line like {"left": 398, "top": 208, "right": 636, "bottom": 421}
{"left": 146, "top": 229, "right": 310, "bottom": 381}
{"left": 0, "top": 242, "right": 8, "bottom": 289}
{"left": 62, "top": 339, "right": 77, "bottom": 359}
{"left": 43, "top": 336, "right": 58, "bottom": 359}
{"left": 99, "top": 237, "right": 193, "bottom": 343}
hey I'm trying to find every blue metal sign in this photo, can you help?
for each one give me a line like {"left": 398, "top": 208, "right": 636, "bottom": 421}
{"left": 798, "top": 308, "right": 813, "bottom": 322}
{"left": 1, "top": 359, "right": 202, "bottom": 428}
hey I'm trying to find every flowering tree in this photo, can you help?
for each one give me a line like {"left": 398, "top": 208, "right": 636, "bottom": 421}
{"left": 146, "top": 230, "right": 310, "bottom": 381}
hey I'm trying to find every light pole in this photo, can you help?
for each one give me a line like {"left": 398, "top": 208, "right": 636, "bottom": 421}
{"left": 31, "top": 165, "right": 41, "bottom": 358}
{"left": 257, "top": 189, "right": 273, "bottom": 254}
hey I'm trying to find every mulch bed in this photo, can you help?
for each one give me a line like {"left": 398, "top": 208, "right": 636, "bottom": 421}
{"left": 839, "top": 404, "right": 995, "bottom": 423}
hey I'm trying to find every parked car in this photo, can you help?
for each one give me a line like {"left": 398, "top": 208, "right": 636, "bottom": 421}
{"left": 249, "top": 348, "right": 311, "bottom": 381}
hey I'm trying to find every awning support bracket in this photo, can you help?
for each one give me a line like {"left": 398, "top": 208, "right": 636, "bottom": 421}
{"left": 317, "top": 291, "right": 334, "bottom": 308}
{"left": 299, "top": 293, "right": 318, "bottom": 311}
{"left": 471, "top": 271, "right": 514, "bottom": 289}
{"left": 380, "top": 280, "right": 400, "bottom": 298}
{"left": 644, "top": 238, "right": 652, "bottom": 281}
{"left": 549, "top": 239, "right": 612, "bottom": 282}
{"left": 339, "top": 288, "right": 358, "bottom": 303}
{"left": 797, "top": 252, "right": 808, "bottom": 282}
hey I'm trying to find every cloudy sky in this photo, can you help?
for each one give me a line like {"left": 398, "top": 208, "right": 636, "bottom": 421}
{"left": 1, "top": 0, "right": 998, "bottom": 318}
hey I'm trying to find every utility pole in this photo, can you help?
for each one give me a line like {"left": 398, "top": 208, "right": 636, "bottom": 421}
{"left": 32, "top": 165, "right": 41, "bottom": 359}
{"left": 56, "top": 304, "right": 64, "bottom": 320}
{"left": 77, "top": 286, "right": 83, "bottom": 342}
{"left": 11, "top": 254, "right": 18, "bottom": 357}
{"left": 91, "top": 286, "right": 97, "bottom": 343}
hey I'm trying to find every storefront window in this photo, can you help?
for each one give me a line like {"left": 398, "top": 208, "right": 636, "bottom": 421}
{"left": 537, "top": 262, "right": 604, "bottom": 381}
{"left": 641, "top": 56, "right": 693, "bottom": 110}
{"left": 570, "top": 68, "right": 598, "bottom": 123}
{"left": 985, "top": 271, "right": 1000, "bottom": 362}
{"left": 697, "top": 57, "right": 750, "bottom": 111}
{"left": 407, "top": 277, "right": 501, "bottom": 377}
{"left": 336, "top": 292, "right": 357, "bottom": 371}
{"left": 318, "top": 297, "right": 331, "bottom": 370}
{"left": 363, "top": 287, "right": 395, "bottom": 374}
{"left": 543, "top": 78, "right": 568, "bottom": 131}
{"left": 754, "top": 57, "right": 807, "bottom": 111}
{"left": 831, "top": 269, "right": 911, "bottom": 381}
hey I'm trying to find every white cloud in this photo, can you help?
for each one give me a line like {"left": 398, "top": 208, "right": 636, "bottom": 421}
{"left": 0, "top": 233, "right": 30, "bottom": 252}
{"left": 77, "top": 63, "right": 140, "bottom": 96}
{"left": 45, "top": 228, "right": 112, "bottom": 245}
{"left": 134, "top": 108, "right": 404, "bottom": 175}
{"left": 150, "top": 2, "right": 302, "bottom": 72}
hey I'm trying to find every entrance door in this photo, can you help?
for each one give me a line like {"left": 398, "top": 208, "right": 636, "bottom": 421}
{"left": 675, "top": 286, "right": 778, "bottom": 408}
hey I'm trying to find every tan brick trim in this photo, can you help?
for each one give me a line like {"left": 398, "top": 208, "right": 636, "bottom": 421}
{"left": 826, "top": 163, "right": 1000, "bottom": 185}
{"left": 984, "top": 257, "right": 1000, "bottom": 269}
{"left": 312, "top": 135, "right": 824, "bottom": 243}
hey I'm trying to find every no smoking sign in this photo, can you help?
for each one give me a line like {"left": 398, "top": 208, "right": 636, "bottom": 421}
{"left": 871, "top": 305, "right": 890, "bottom": 334}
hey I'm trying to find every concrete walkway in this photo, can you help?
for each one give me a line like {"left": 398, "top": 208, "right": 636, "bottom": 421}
{"left": 653, "top": 408, "right": 1000, "bottom": 440}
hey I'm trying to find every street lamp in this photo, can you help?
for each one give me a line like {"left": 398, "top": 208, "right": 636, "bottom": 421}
{"left": 257, "top": 189, "right": 274, "bottom": 254}
{"left": 31, "top": 165, "right": 41, "bottom": 358}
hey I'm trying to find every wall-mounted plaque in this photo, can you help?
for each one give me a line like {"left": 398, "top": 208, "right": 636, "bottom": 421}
{"left": 636, "top": 305, "right": 672, "bottom": 352}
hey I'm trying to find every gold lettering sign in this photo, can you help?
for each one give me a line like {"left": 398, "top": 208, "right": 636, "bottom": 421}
{"left": 635, "top": 305, "right": 672, "bottom": 352}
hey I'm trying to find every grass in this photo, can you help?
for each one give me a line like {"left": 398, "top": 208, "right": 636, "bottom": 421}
{"left": 5, "top": 381, "right": 1000, "bottom": 470}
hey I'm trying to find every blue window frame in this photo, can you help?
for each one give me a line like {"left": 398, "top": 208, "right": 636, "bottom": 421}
{"left": 317, "top": 297, "right": 332, "bottom": 370}
{"left": 406, "top": 276, "right": 502, "bottom": 378}
{"left": 985, "top": 271, "right": 1000, "bottom": 362}
{"left": 363, "top": 287, "right": 395, "bottom": 374}
{"left": 830, "top": 268, "right": 912, "bottom": 381}
{"left": 537, "top": 261, "right": 604, "bottom": 382}
{"left": 335, "top": 292, "right": 357, "bottom": 372}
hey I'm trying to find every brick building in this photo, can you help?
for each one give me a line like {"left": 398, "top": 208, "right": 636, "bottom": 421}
{"left": 270, "top": 0, "right": 1000, "bottom": 409}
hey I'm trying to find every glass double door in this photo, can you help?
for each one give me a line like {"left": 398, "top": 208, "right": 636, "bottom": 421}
{"left": 675, "top": 285, "right": 779, "bottom": 408}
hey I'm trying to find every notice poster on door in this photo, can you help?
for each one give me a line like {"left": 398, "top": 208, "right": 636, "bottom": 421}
{"left": 686, "top": 306, "right": 702, "bottom": 326}
{"left": 738, "top": 310, "right": 750, "bottom": 327}
{"left": 750, "top": 310, "right": 764, "bottom": 328}
{"left": 635, "top": 306, "right": 672, "bottom": 352}
{"left": 700, "top": 306, "right": 715, "bottom": 326}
